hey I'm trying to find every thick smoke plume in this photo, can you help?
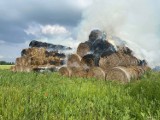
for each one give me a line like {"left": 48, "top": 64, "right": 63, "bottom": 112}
{"left": 77, "top": 0, "right": 160, "bottom": 67}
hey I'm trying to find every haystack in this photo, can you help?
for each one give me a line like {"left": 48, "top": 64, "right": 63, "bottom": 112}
{"left": 30, "top": 56, "right": 46, "bottom": 65}
{"left": 12, "top": 46, "right": 67, "bottom": 72}
{"left": 87, "top": 67, "right": 105, "bottom": 80}
{"left": 67, "top": 54, "right": 81, "bottom": 67}
{"left": 99, "top": 52, "right": 139, "bottom": 72}
{"left": 89, "top": 29, "right": 105, "bottom": 42}
{"left": 12, "top": 65, "right": 32, "bottom": 72}
{"left": 29, "top": 40, "right": 72, "bottom": 51}
{"left": 59, "top": 66, "right": 87, "bottom": 78}
{"left": 16, "top": 57, "right": 31, "bottom": 66}
{"left": 106, "top": 66, "right": 148, "bottom": 83}
{"left": 21, "top": 47, "right": 46, "bottom": 58}
{"left": 77, "top": 42, "right": 91, "bottom": 57}
{"left": 70, "top": 67, "right": 88, "bottom": 78}
{"left": 57, "top": 30, "right": 150, "bottom": 82}
{"left": 59, "top": 67, "right": 72, "bottom": 77}
{"left": 81, "top": 54, "right": 96, "bottom": 69}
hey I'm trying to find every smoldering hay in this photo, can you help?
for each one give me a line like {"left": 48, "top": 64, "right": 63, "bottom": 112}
{"left": 77, "top": 0, "right": 160, "bottom": 68}
{"left": 11, "top": 41, "right": 71, "bottom": 72}
{"left": 11, "top": 0, "right": 160, "bottom": 83}
{"left": 59, "top": 29, "right": 150, "bottom": 83}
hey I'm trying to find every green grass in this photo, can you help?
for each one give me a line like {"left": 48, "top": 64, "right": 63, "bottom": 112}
{"left": 0, "top": 70, "right": 160, "bottom": 120}
{"left": 0, "top": 65, "right": 14, "bottom": 70}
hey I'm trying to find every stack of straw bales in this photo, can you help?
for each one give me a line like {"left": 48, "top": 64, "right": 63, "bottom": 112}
{"left": 12, "top": 47, "right": 66, "bottom": 72}
{"left": 59, "top": 30, "right": 150, "bottom": 83}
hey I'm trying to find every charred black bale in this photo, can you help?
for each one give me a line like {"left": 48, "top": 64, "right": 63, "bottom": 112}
{"left": 81, "top": 54, "right": 99, "bottom": 67}
{"left": 45, "top": 51, "right": 66, "bottom": 58}
{"left": 55, "top": 53, "right": 66, "bottom": 58}
{"left": 21, "top": 49, "right": 27, "bottom": 56}
{"left": 88, "top": 30, "right": 116, "bottom": 57}
{"left": 89, "top": 29, "right": 106, "bottom": 42}
{"left": 101, "top": 50, "right": 115, "bottom": 57}
{"left": 29, "top": 40, "right": 72, "bottom": 51}
{"left": 45, "top": 51, "right": 56, "bottom": 57}
{"left": 138, "top": 60, "right": 147, "bottom": 66}
{"left": 92, "top": 39, "right": 116, "bottom": 57}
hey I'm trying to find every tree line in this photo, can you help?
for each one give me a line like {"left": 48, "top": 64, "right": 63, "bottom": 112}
{"left": 0, "top": 61, "right": 14, "bottom": 65}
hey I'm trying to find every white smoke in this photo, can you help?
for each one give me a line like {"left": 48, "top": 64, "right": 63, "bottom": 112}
{"left": 77, "top": 0, "right": 160, "bottom": 67}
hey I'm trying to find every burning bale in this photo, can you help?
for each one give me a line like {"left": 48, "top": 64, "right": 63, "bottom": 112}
{"left": 92, "top": 39, "right": 116, "bottom": 56}
{"left": 21, "top": 47, "right": 46, "bottom": 57}
{"left": 81, "top": 54, "right": 96, "bottom": 69}
{"left": 77, "top": 30, "right": 116, "bottom": 57}
{"left": 77, "top": 29, "right": 116, "bottom": 66}
{"left": 77, "top": 42, "right": 91, "bottom": 57}
{"left": 59, "top": 29, "right": 150, "bottom": 83}
{"left": 29, "top": 40, "right": 72, "bottom": 51}
{"left": 67, "top": 54, "right": 81, "bottom": 67}
{"left": 12, "top": 41, "right": 71, "bottom": 72}
{"left": 99, "top": 51, "right": 140, "bottom": 72}
{"left": 89, "top": 29, "right": 106, "bottom": 41}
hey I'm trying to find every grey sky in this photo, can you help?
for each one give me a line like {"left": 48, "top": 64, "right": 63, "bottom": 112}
{"left": 0, "top": 0, "right": 85, "bottom": 43}
{"left": 0, "top": 0, "right": 160, "bottom": 66}
{"left": 0, "top": 0, "right": 91, "bottom": 61}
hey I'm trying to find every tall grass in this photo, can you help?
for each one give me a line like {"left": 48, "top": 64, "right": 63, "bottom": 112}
{"left": 0, "top": 70, "right": 160, "bottom": 120}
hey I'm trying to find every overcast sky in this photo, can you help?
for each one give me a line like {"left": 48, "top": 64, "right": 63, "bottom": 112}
{"left": 0, "top": 0, "right": 160, "bottom": 65}
{"left": 0, "top": 0, "right": 92, "bottom": 62}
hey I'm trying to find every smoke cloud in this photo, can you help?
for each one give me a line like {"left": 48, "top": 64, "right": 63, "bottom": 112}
{"left": 77, "top": 0, "right": 160, "bottom": 67}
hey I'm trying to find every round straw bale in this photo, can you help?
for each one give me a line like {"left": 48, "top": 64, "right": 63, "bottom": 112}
{"left": 129, "top": 56, "right": 139, "bottom": 65}
{"left": 106, "top": 66, "right": 147, "bottom": 83}
{"left": 92, "top": 39, "right": 116, "bottom": 56}
{"left": 99, "top": 52, "right": 140, "bottom": 72}
{"left": 21, "top": 49, "right": 27, "bottom": 56}
{"left": 67, "top": 54, "right": 81, "bottom": 67}
{"left": 89, "top": 29, "right": 103, "bottom": 42}
{"left": 99, "top": 53, "right": 121, "bottom": 72}
{"left": 59, "top": 67, "right": 72, "bottom": 77}
{"left": 22, "top": 47, "right": 46, "bottom": 58}
{"left": 87, "top": 67, "right": 105, "bottom": 80}
{"left": 30, "top": 56, "right": 46, "bottom": 65}
{"left": 46, "top": 56, "right": 61, "bottom": 66}
{"left": 106, "top": 66, "right": 131, "bottom": 83}
{"left": 122, "top": 55, "right": 139, "bottom": 66}
{"left": 81, "top": 54, "right": 95, "bottom": 69}
{"left": 15, "top": 57, "right": 21, "bottom": 66}
{"left": 70, "top": 67, "right": 88, "bottom": 78}
{"left": 77, "top": 42, "right": 91, "bottom": 57}
{"left": 117, "top": 46, "right": 133, "bottom": 55}
{"left": 15, "top": 57, "right": 31, "bottom": 66}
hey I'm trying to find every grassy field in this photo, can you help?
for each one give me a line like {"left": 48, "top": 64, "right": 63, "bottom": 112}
{"left": 0, "top": 69, "right": 160, "bottom": 120}
{"left": 0, "top": 65, "right": 14, "bottom": 70}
